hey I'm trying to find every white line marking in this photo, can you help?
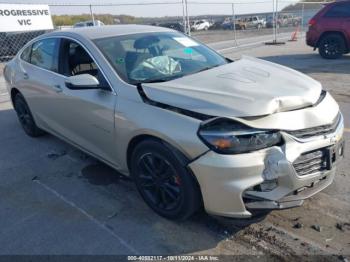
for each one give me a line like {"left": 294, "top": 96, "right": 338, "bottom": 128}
{"left": 216, "top": 36, "right": 290, "bottom": 53}
{"left": 34, "top": 179, "right": 139, "bottom": 254}
{"left": 208, "top": 33, "right": 291, "bottom": 47}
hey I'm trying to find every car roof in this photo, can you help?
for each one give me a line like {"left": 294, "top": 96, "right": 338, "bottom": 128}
{"left": 47, "top": 24, "right": 174, "bottom": 40}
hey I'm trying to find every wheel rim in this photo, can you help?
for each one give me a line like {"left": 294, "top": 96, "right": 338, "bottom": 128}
{"left": 137, "top": 153, "right": 182, "bottom": 211}
{"left": 16, "top": 101, "right": 32, "bottom": 131}
{"left": 323, "top": 38, "right": 341, "bottom": 56}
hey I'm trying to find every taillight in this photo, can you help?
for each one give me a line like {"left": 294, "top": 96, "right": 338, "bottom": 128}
{"left": 308, "top": 18, "right": 316, "bottom": 27}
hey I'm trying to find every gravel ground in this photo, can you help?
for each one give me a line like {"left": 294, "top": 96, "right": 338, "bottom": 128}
{"left": 0, "top": 34, "right": 349, "bottom": 260}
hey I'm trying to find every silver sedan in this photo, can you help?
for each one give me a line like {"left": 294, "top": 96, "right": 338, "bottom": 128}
{"left": 4, "top": 25, "right": 344, "bottom": 220}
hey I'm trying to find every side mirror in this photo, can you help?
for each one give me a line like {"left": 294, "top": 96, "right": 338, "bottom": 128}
{"left": 65, "top": 74, "right": 100, "bottom": 90}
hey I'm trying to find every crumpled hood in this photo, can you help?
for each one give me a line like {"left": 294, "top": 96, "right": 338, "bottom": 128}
{"left": 142, "top": 56, "right": 322, "bottom": 118}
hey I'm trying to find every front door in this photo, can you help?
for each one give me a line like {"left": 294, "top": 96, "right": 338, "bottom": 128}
{"left": 50, "top": 38, "right": 117, "bottom": 165}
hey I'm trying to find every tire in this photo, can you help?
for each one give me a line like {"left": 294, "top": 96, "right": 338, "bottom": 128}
{"left": 130, "top": 139, "right": 202, "bottom": 220}
{"left": 13, "top": 93, "right": 45, "bottom": 137}
{"left": 318, "top": 34, "right": 346, "bottom": 59}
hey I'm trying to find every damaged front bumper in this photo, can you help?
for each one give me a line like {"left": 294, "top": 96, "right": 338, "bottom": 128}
{"left": 189, "top": 114, "right": 344, "bottom": 218}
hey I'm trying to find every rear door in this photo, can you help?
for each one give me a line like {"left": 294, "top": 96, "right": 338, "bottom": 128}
{"left": 341, "top": 3, "right": 350, "bottom": 46}
{"left": 15, "top": 38, "right": 64, "bottom": 130}
{"left": 323, "top": 2, "right": 350, "bottom": 37}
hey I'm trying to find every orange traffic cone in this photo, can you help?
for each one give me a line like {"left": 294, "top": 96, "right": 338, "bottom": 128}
{"left": 289, "top": 26, "right": 300, "bottom": 41}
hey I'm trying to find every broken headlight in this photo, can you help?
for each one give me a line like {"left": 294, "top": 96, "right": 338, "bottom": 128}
{"left": 198, "top": 118, "right": 282, "bottom": 154}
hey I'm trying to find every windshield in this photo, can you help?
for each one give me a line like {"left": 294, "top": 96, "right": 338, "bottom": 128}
{"left": 94, "top": 32, "right": 228, "bottom": 84}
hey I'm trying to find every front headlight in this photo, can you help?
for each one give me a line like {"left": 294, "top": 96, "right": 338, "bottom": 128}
{"left": 198, "top": 118, "right": 282, "bottom": 154}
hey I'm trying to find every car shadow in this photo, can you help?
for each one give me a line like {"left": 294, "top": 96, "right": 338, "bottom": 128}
{"left": 78, "top": 160, "right": 267, "bottom": 253}
{"left": 81, "top": 162, "right": 131, "bottom": 186}
{"left": 0, "top": 105, "right": 266, "bottom": 255}
{"left": 260, "top": 53, "right": 350, "bottom": 74}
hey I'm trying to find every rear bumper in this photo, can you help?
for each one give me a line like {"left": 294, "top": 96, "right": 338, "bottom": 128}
{"left": 189, "top": 114, "right": 344, "bottom": 218}
{"left": 306, "top": 29, "right": 318, "bottom": 48}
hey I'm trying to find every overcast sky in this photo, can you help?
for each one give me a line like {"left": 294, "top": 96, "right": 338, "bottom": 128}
{"left": 6, "top": 0, "right": 300, "bottom": 17}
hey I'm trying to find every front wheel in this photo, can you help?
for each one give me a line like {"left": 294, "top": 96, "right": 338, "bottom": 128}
{"left": 130, "top": 139, "right": 202, "bottom": 220}
{"left": 318, "top": 34, "right": 346, "bottom": 59}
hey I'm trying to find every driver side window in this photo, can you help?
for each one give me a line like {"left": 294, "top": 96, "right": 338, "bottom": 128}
{"left": 59, "top": 39, "right": 110, "bottom": 90}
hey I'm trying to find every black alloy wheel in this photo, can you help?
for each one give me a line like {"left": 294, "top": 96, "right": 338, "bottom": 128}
{"left": 137, "top": 152, "right": 181, "bottom": 211}
{"left": 319, "top": 34, "right": 346, "bottom": 59}
{"left": 130, "top": 139, "right": 201, "bottom": 220}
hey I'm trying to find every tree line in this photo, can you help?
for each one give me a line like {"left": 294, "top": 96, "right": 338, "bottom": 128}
{"left": 52, "top": 14, "right": 141, "bottom": 26}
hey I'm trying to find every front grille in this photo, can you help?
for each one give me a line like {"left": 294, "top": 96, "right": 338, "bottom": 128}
{"left": 286, "top": 113, "right": 341, "bottom": 139}
{"left": 293, "top": 148, "right": 328, "bottom": 176}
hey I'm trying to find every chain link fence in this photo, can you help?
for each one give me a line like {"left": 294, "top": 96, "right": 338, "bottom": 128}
{"left": 0, "top": 1, "right": 329, "bottom": 62}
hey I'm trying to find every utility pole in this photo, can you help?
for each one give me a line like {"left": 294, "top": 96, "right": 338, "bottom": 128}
{"left": 89, "top": 4, "right": 95, "bottom": 24}
{"left": 232, "top": 3, "right": 237, "bottom": 46}
{"left": 265, "top": 0, "right": 285, "bottom": 45}
{"left": 275, "top": 0, "right": 279, "bottom": 40}
{"left": 185, "top": 0, "right": 191, "bottom": 36}
{"left": 301, "top": 3, "right": 305, "bottom": 37}
{"left": 182, "top": 0, "right": 187, "bottom": 34}
{"left": 272, "top": 0, "right": 276, "bottom": 42}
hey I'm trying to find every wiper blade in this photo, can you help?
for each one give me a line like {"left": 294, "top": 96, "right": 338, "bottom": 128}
{"left": 191, "top": 64, "right": 221, "bottom": 75}
{"left": 132, "top": 75, "right": 184, "bottom": 85}
{"left": 142, "top": 78, "right": 169, "bottom": 83}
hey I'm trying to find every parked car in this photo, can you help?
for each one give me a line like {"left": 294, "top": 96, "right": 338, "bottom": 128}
{"left": 266, "top": 16, "right": 277, "bottom": 28}
{"left": 158, "top": 22, "right": 184, "bottom": 33}
{"left": 222, "top": 18, "right": 246, "bottom": 30}
{"left": 221, "top": 18, "right": 233, "bottom": 30}
{"left": 4, "top": 25, "right": 344, "bottom": 220}
{"left": 243, "top": 16, "right": 265, "bottom": 29}
{"left": 290, "top": 15, "right": 302, "bottom": 27}
{"left": 306, "top": 0, "right": 350, "bottom": 59}
{"left": 73, "top": 20, "right": 105, "bottom": 28}
{"left": 191, "top": 20, "right": 210, "bottom": 31}
{"left": 209, "top": 20, "right": 224, "bottom": 30}
{"left": 281, "top": 14, "right": 298, "bottom": 27}
{"left": 266, "top": 15, "right": 287, "bottom": 28}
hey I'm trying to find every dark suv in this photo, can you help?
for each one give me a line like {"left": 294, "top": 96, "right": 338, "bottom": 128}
{"left": 306, "top": 0, "right": 350, "bottom": 59}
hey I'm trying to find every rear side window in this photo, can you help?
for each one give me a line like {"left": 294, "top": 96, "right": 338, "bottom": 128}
{"left": 20, "top": 45, "right": 32, "bottom": 62}
{"left": 30, "top": 38, "right": 59, "bottom": 72}
{"left": 325, "top": 3, "right": 350, "bottom": 17}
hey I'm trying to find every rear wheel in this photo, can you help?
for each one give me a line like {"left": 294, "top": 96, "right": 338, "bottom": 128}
{"left": 14, "top": 93, "right": 45, "bottom": 137}
{"left": 318, "top": 34, "right": 346, "bottom": 59}
{"left": 130, "top": 139, "right": 202, "bottom": 220}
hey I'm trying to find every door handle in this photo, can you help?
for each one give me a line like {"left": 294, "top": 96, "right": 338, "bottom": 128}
{"left": 23, "top": 73, "right": 29, "bottom": 79}
{"left": 52, "top": 84, "right": 63, "bottom": 93}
